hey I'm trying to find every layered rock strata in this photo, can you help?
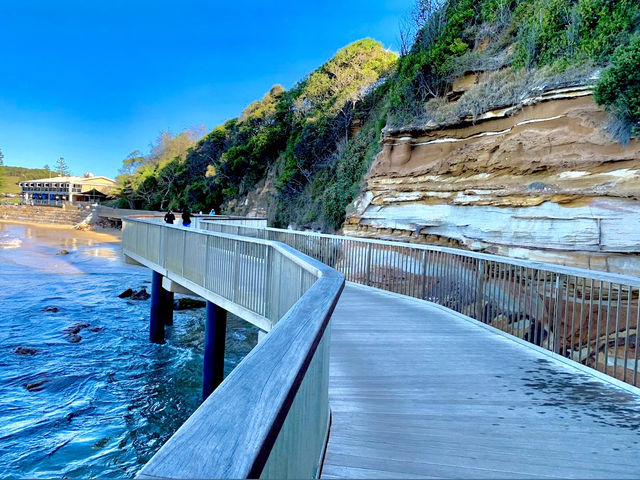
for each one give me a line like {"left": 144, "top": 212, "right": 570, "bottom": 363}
{"left": 345, "top": 88, "right": 640, "bottom": 275}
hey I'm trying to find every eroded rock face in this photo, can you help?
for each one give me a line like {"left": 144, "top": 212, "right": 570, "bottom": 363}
{"left": 345, "top": 91, "right": 640, "bottom": 275}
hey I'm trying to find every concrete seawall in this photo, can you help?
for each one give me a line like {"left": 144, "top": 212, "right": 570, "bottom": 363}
{"left": 0, "top": 204, "right": 90, "bottom": 226}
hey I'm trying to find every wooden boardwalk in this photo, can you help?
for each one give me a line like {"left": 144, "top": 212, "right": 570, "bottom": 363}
{"left": 322, "top": 283, "right": 640, "bottom": 479}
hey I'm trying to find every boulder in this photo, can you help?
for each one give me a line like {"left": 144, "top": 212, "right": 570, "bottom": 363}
{"left": 174, "top": 297, "right": 206, "bottom": 310}
{"left": 118, "top": 288, "right": 134, "bottom": 298}
{"left": 63, "top": 323, "right": 89, "bottom": 335}
{"left": 14, "top": 346, "right": 37, "bottom": 355}
{"left": 25, "top": 380, "right": 47, "bottom": 392}
{"left": 131, "top": 288, "right": 151, "bottom": 301}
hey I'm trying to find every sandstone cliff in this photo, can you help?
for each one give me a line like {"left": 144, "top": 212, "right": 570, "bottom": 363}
{"left": 344, "top": 88, "right": 640, "bottom": 275}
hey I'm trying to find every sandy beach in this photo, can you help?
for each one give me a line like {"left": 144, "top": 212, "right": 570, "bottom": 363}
{"left": 0, "top": 219, "right": 121, "bottom": 243}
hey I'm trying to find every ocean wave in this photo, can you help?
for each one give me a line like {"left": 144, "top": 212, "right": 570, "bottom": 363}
{"left": 0, "top": 238, "right": 22, "bottom": 249}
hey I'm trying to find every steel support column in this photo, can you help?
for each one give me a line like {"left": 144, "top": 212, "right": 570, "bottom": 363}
{"left": 203, "top": 301, "right": 227, "bottom": 400}
{"left": 150, "top": 270, "right": 166, "bottom": 344}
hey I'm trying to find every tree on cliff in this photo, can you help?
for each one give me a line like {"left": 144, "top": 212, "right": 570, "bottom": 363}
{"left": 114, "top": 128, "right": 205, "bottom": 209}
{"left": 595, "top": 34, "right": 640, "bottom": 139}
{"left": 55, "top": 157, "right": 70, "bottom": 176}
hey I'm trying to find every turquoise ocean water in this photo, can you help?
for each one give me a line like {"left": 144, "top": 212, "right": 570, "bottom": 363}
{"left": 0, "top": 223, "right": 256, "bottom": 478}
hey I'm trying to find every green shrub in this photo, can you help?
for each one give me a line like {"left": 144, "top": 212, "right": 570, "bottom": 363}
{"left": 594, "top": 34, "right": 640, "bottom": 131}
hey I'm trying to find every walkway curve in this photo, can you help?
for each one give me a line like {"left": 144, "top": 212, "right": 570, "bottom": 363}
{"left": 322, "top": 283, "right": 640, "bottom": 479}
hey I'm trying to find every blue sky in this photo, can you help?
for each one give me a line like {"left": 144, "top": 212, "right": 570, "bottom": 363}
{"left": 0, "top": 1, "right": 411, "bottom": 178}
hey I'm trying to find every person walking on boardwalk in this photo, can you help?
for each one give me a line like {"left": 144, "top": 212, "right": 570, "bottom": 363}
{"left": 182, "top": 207, "right": 192, "bottom": 227}
{"left": 164, "top": 209, "right": 175, "bottom": 224}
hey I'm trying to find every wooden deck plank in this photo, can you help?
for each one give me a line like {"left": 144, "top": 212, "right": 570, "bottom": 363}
{"left": 321, "top": 283, "right": 640, "bottom": 479}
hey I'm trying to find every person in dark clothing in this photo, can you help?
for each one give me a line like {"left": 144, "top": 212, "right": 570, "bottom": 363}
{"left": 164, "top": 209, "right": 175, "bottom": 224}
{"left": 182, "top": 208, "right": 191, "bottom": 227}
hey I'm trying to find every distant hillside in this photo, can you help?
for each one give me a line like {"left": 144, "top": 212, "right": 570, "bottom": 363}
{"left": 116, "top": 39, "right": 397, "bottom": 228}
{"left": 1, "top": 166, "right": 52, "bottom": 197}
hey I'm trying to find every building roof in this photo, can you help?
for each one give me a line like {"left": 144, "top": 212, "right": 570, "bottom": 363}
{"left": 19, "top": 175, "right": 116, "bottom": 185}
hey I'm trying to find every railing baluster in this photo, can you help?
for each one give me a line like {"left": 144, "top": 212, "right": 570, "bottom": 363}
{"left": 623, "top": 285, "right": 632, "bottom": 383}
{"left": 634, "top": 294, "right": 640, "bottom": 386}
{"left": 192, "top": 218, "right": 640, "bottom": 387}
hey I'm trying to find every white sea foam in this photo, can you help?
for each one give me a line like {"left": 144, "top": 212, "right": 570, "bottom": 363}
{"left": 0, "top": 238, "right": 22, "bottom": 249}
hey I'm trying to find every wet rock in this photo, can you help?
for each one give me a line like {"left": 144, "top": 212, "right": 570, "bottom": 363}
{"left": 90, "top": 326, "right": 104, "bottom": 333}
{"left": 57, "top": 249, "right": 69, "bottom": 255}
{"left": 67, "top": 334, "right": 82, "bottom": 344}
{"left": 93, "top": 437, "right": 110, "bottom": 450}
{"left": 63, "top": 323, "right": 89, "bottom": 335}
{"left": 118, "top": 288, "right": 134, "bottom": 298}
{"left": 174, "top": 297, "right": 206, "bottom": 310}
{"left": 42, "top": 306, "right": 59, "bottom": 313}
{"left": 25, "top": 380, "right": 47, "bottom": 392}
{"left": 14, "top": 346, "right": 38, "bottom": 355}
{"left": 131, "top": 288, "right": 151, "bottom": 301}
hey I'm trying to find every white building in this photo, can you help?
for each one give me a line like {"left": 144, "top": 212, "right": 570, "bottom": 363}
{"left": 19, "top": 176, "right": 117, "bottom": 206}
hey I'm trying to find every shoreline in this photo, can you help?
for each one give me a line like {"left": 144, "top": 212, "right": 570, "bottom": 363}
{"left": 0, "top": 219, "right": 122, "bottom": 243}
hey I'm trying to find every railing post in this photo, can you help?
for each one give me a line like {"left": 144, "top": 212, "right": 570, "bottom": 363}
{"left": 553, "top": 275, "right": 562, "bottom": 354}
{"left": 181, "top": 229, "right": 187, "bottom": 277}
{"left": 203, "top": 234, "right": 210, "bottom": 287}
{"left": 232, "top": 242, "right": 239, "bottom": 302}
{"left": 263, "top": 247, "right": 272, "bottom": 320}
{"left": 203, "top": 301, "right": 227, "bottom": 401}
{"left": 476, "top": 260, "right": 485, "bottom": 323}
{"left": 150, "top": 270, "right": 166, "bottom": 344}
{"left": 160, "top": 225, "right": 167, "bottom": 268}
{"left": 421, "top": 250, "right": 428, "bottom": 300}
{"left": 365, "top": 244, "right": 372, "bottom": 286}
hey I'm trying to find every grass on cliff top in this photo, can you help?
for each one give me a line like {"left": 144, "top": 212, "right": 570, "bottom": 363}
{"left": 1, "top": 166, "right": 52, "bottom": 195}
{"left": 388, "top": 0, "right": 640, "bottom": 131}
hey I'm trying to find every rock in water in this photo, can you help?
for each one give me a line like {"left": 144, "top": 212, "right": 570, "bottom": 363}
{"left": 63, "top": 323, "right": 89, "bottom": 335}
{"left": 57, "top": 249, "right": 69, "bottom": 255}
{"left": 174, "top": 297, "right": 206, "bottom": 310}
{"left": 25, "top": 380, "right": 47, "bottom": 392}
{"left": 92, "top": 437, "right": 110, "bottom": 450}
{"left": 14, "top": 346, "right": 37, "bottom": 355}
{"left": 131, "top": 288, "right": 150, "bottom": 300}
{"left": 42, "top": 306, "right": 59, "bottom": 312}
{"left": 67, "top": 334, "right": 82, "bottom": 344}
{"left": 118, "top": 288, "right": 134, "bottom": 298}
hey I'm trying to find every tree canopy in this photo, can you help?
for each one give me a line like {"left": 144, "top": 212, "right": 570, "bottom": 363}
{"left": 55, "top": 157, "right": 70, "bottom": 176}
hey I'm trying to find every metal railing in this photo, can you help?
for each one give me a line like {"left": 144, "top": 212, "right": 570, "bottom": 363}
{"left": 202, "top": 220, "right": 640, "bottom": 387}
{"left": 122, "top": 217, "right": 344, "bottom": 479}
{"left": 192, "top": 215, "right": 267, "bottom": 230}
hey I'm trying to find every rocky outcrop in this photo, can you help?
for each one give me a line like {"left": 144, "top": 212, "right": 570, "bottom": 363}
{"left": 14, "top": 347, "right": 38, "bottom": 355}
{"left": 118, "top": 288, "right": 134, "bottom": 298}
{"left": 130, "top": 288, "right": 151, "bottom": 301}
{"left": 174, "top": 297, "right": 206, "bottom": 310}
{"left": 345, "top": 89, "right": 640, "bottom": 275}
{"left": 223, "top": 177, "right": 271, "bottom": 218}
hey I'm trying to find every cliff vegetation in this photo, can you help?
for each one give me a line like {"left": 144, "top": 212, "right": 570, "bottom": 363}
{"left": 117, "top": 0, "right": 639, "bottom": 230}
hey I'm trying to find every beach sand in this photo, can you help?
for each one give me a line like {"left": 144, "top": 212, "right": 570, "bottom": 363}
{"left": 0, "top": 220, "right": 121, "bottom": 243}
